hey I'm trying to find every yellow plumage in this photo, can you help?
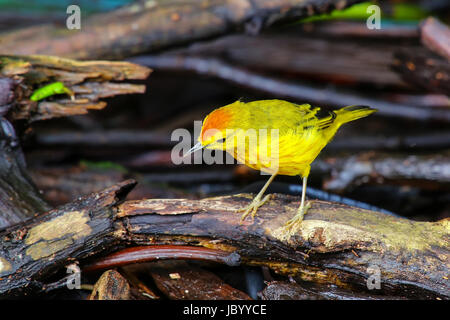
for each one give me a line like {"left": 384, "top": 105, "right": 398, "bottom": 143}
{"left": 192, "top": 99, "right": 376, "bottom": 239}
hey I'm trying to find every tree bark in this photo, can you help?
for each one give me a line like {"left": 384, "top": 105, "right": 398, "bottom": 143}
{"left": 0, "top": 0, "right": 363, "bottom": 60}
{"left": 1, "top": 55, "right": 150, "bottom": 123}
{"left": 0, "top": 181, "right": 448, "bottom": 299}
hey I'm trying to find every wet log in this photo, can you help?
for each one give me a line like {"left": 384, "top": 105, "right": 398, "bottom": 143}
{"left": 1, "top": 55, "right": 150, "bottom": 123}
{"left": 0, "top": 0, "right": 363, "bottom": 60}
{"left": 0, "top": 180, "right": 136, "bottom": 297}
{"left": 147, "top": 261, "right": 251, "bottom": 300}
{"left": 0, "top": 180, "right": 448, "bottom": 299}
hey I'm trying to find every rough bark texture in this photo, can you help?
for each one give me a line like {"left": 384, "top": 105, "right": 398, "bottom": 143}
{"left": 1, "top": 55, "right": 151, "bottom": 123}
{"left": 0, "top": 180, "right": 135, "bottom": 296}
{"left": 0, "top": 119, "right": 51, "bottom": 228}
{"left": 0, "top": 0, "right": 363, "bottom": 60}
{"left": 0, "top": 181, "right": 448, "bottom": 299}
{"left": 0, "top": 77, "right": 50, "bottom": 226}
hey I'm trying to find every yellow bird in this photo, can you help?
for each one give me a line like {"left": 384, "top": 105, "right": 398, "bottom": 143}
{"left": 186, "top": 99, "right": 376, "bottom": 239}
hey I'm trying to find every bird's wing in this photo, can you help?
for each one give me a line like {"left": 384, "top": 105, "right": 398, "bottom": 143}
{"left": 289, "top": 103, "right": 338, "bottom": 134}
{"left": 239, "top": 100, "right": 337, "bottom": 134}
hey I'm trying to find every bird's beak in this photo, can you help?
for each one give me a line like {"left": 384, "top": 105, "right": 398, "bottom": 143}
{"left": 183, "top": 142, "right": 205, "bottom": 157}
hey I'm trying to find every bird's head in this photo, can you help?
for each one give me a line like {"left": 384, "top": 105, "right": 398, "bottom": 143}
{"left": 184, "top": 101, "right": 241, "bottom": 156}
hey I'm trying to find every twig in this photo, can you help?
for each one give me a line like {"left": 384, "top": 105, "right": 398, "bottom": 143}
{"left": 83, "top": 245, "right": 241, "bottom": 272}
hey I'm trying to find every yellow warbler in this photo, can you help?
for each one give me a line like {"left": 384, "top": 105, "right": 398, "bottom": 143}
{"left": 186, "top": 99, "right": 376, "bottom": 239}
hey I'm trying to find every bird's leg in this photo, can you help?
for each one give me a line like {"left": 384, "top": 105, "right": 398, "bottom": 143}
{"left": 236, "top": 172, "right": 277, "bottom": 222}
{"left": 273, "top": 175, "right": 311, "bottom": 240}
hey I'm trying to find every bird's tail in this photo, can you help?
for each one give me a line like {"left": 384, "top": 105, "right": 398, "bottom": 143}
{"left": 334, "top": 105, "right": 377, "bottom": 125}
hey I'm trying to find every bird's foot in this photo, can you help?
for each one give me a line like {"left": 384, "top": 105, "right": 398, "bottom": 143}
{"left": 236, "top": 194, "right": 272, "bottom": 222}
{"left": 273, "top": 201, "right": 311, "bottom": 241}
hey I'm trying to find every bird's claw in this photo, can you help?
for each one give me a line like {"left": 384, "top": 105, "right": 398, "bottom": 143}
{"left": 236, "top": 194, "right": 271, "bottom": 222}
{"left": 273, "top": 201, "right": 311, "bottom": 241}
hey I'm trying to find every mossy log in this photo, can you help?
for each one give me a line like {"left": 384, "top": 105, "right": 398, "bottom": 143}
{"left": 0, "top": 0, "right": 363, "bottom": 60}
{"left": 0, "top": 180, "right": 448, "bottom": 299}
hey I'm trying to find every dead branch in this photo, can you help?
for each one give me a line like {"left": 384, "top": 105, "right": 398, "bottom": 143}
{"left": 83, "top": 245, "right": 241, "bottom": 272}
{"left": 32, "top": 129, "right": 450, "bottom": 152}
{"left": 34, "top": 130, "right": 172, "bottom": 147}
{"left": 1, "top": 55, "right": 150, "bottom": 123}
{"left": 130, "top": 54, "right": 450, "bottom": 122}
{"left": 0, "top": 0, "right": 363, "bottom": 60}
{"left": 172, "top": 34, "right": 410, "bottom": 87}
{"left": 0, "top": 180, "right": 135, "bottom": 296}
{"left": 321, "top": 152, "right": 450, "bottom": 192}
{"left": 0, "top": 181, "right": 448, "bottom": 299}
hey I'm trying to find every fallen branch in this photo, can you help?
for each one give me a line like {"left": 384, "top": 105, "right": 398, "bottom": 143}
{"left": 130, "top": 55, "right": 450, "bottom": 122}
{"left": 0, "top": 0, "right": 363, "bottom": 60}
{"left": 1, "top": 55, "right": 151, "bottom": 123}
{"left": 0, "top": 180, "right": 448, "bottom": 299}
{"left": 173, "top": 34, "right": 410, "bottom": 87}
{"left": 321, "top": 152, "right": 450, "bottom": 192}
{"left": 83, "top": 245, "right": 241, "bottom": 272}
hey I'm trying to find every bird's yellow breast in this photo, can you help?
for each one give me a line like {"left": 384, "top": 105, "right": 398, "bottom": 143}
{"left": 229, "top": 129, "right": 328, "bottom": 177}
